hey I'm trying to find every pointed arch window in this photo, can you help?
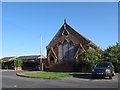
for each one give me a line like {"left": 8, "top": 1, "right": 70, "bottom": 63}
{"left": 58, "top": 43, "right": 63, "bottom": 61}
{"left": 58, "top": 40, "right": 75, "bottom": 61}
{"left": 63, "top": 40, "right": 69, "bottom": 60}
{"left": 69, "top": 41, "right": 74, "bottom": 60}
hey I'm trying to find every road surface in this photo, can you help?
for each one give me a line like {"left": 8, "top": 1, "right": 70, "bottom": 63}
{"left": 1, "top": 70, "right": 119, "bottom": 88}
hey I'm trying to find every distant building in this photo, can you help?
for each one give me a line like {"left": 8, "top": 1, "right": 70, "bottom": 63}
{"left": 46, "top": 19, "right": 96, "bottom": 71}
{"left": 1, "top": 55, "right": 46, "bottom": 61}
{"left": 1, "top": 55, "right": 46, "bottom": 70}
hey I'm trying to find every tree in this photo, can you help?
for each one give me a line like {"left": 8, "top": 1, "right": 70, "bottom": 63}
{"left": 79, "top": 47, "right": 103, "bottom": 72}
{"left": 103, "top": 43, "right": 119, "bottom": 64}
{"left": 102, "top": 43, "right": 120, "bottom": 72}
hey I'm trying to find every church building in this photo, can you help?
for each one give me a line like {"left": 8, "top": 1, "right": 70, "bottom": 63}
{"left": 46, "top": 19, "right": 96, "bottom": 71}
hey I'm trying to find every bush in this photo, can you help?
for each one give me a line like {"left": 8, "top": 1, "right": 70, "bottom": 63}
{"left": 14, "top": 59, "right": 23, "bottom": 67}
{"left": 0, "top": 60, "right": 9, "bottom": 69}
{"left": 78, "top": 47, "right": 103, "bottom": 72}
{"left": 0, "top": 60, "right": 14, "bottom": 69}
{"left": 0, "top": 59, "right": 23, "bottom": 69}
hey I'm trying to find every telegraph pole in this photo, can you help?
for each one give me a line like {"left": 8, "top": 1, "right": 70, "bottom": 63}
{"left": 40, "top": 34, "right": 42, "bottom": 62}
{"left": 40, "top": 34, "right": 43, "bottom": 70}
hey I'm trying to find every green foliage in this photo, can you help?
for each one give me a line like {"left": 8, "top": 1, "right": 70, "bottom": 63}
{"left": 79, "top": 47, "right": 103, "bottom": 72}
{"left": 117, "top": 45, "right": 120, "bottom": 64}
{"left": 0, "top": 60, "right": 8, "bottom": 69}
{"left": 102, "top": 43, "right": 120, "bottom": 64}
{"left": 102, "top": 43, "right": 120, "bottom": 72}
{"left": 0, "top": 60, "right": 14, "bottom": 69}
{"left": 14, "top": 59, "right": 23, "bottom": 67}
{"left": 78, "top": 43, "right": 120, "bottom": 73}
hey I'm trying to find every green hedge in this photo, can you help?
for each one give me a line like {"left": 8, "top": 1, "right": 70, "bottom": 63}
{"left": 0, "top": 59, "right": 23, "bottom": 69}
{"left": 14, "top": 59, "right": 23, "bottom": 67}
{"left": 0, "top": 60, "right": 10, "bottom": 69}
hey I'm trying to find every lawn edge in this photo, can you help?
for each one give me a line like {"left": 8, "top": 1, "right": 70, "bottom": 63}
{"left": 16, "top": 72, "right": 71, "bottom": 79}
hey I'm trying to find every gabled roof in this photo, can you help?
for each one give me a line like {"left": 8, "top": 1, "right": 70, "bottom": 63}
{"left": 47, "top": 20, "right": 96, "bottom": 49}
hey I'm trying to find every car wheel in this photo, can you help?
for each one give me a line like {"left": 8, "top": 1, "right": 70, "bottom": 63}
{"left": 112, "top": 71, "right": 115, "bottom": 76}
{"left": 109, "top": 75, "right": 112, "bottom": 79}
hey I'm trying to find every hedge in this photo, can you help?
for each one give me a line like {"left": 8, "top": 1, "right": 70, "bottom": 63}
{"left": 0, "top": 59, "right": 23, "bottom": 69}
{"left": 14, "top": 59, "right": 23, "bottom": 67}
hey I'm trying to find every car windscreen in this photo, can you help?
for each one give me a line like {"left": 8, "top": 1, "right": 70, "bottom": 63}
{"left": 96, "top": 62, "right": 109, "bottom": 67}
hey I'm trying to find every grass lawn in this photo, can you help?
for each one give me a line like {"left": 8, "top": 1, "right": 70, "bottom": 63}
{"left": 17, "top": 71, "right": 75, "bottom": 79}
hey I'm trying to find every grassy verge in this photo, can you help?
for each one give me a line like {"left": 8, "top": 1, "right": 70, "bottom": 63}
{"left": 17, "top": 71, "right": 74, "bottom": 79}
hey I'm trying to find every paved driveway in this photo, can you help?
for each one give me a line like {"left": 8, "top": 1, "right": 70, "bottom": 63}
{"left": 1, "top": 70, "right": 119, "bottom": 88}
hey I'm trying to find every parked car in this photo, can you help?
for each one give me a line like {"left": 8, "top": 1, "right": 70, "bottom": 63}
{"left": 91, "top": 61, "right": 115, "bottom": 79}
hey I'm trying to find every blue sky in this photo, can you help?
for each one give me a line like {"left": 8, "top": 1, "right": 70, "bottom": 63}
{"left": 2, "top": 2, "right": 118, "bottom": 58}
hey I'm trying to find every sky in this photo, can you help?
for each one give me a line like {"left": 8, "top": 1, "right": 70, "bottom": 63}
{"left": 2, "top": 2, "right": 118, "bottom": 58}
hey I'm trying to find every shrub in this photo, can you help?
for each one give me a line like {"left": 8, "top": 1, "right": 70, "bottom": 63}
{"left": 78, "top": 47, "right": 103, "bottom": 72}
{"left": 14, "top": 59, "right": 23, "bottom": 67}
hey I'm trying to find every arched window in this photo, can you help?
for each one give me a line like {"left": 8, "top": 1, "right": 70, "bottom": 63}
{"left": 69, "top": 41, "right": 74, "bottom": 60}
{"left": 58, "top": 43, "right": 63, "bottom": 61}
{"left": 58, "top": 40, "right": 74, "bottom": 61}
{"left": 63, "top": 40, "right": 69, "bottom": 60}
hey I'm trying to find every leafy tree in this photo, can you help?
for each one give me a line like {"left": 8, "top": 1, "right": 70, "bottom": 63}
{"left": 102, "top": 43, "right": 120, "bottom": 72}
{"left": 103, "top": 43, "right": 119, "bottom": 63}
{"left": 79, "top": 47, "right": 103, "bottom": 72}
{"left": 78, "top": 43, "right": 119, "bottom": 73}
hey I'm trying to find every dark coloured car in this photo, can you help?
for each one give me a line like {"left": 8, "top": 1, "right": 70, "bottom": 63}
{"left": 91, "top": 61, "right": 115, "bottom": 79}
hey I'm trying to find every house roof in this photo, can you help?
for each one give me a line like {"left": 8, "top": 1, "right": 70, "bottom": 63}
{"left": 1, "top": 55, "right": 46, "bottom": 61}
{"left": 0, "top": 57, "right": 15, "bottom": 61}
{"left": 16, "top": 55, "right": 39, "bottom": 60}
{"left": 47, "top": 20, "right": 96, "bottom": 49}
{"left": 16, "top": 55, "right": 46, "bottom": 60}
